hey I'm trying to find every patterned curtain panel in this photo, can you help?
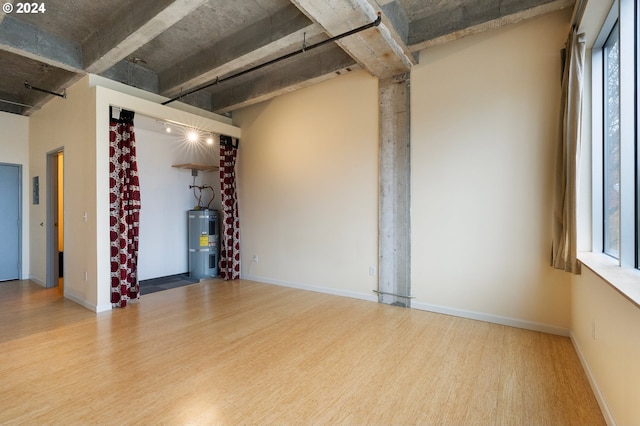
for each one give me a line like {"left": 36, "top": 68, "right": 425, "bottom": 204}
{"left": 219, "top": 135, "right": 240, "bottom": 280}
{"left": 109, "top": 109, "right": 141, "bottom": 307}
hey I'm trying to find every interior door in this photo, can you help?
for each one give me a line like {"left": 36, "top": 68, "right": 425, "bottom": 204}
{"left": 46, "top": 150, "right": 63, "bottom": 288}
{"left": 0, "top": 164, "right": 20, "bottom": 281}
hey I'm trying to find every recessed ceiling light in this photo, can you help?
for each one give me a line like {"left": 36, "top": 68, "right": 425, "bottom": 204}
{"left": 187, "top": 131, "right": 198, "bottom": 142}
{"left": 206, "top": 135, "right": 214, "bottom": 145}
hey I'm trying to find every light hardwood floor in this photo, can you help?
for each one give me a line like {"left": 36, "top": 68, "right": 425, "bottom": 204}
{"left": 0, "top": 279, "right": 604, "bottom": 425}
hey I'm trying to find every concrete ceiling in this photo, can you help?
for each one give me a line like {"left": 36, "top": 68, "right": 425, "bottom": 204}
{"left": 0, "top": 0, "right": 573, "bottom": 116}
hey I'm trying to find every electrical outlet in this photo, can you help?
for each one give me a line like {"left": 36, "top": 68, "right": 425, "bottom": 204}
{"left": 369, "top": 266, "right": 376, "bottom": 276}
{"left": 253, "top": 255, "right": 259, "bottom": 263}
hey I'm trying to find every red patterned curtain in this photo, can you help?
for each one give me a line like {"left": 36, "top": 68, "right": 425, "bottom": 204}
{"left": 219, "top": 135, "right": 240, "bottom": 280}
{"left": 109, "top": 109, "right": 141, "bottom": 307}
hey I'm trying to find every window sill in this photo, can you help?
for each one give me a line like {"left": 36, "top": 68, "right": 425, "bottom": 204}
{"left": 578, "top": 252, "right": 640, "bottom": 308}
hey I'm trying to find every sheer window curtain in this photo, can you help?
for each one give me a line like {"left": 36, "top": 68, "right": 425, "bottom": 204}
{"left": 109, "top": 109, "right": 142, "bottom": 307}
{"left": 219, "top": 135, "right": 241, "bottom": 280}
{"left": 551, "top": 28, "right": 586, "bottom": 274}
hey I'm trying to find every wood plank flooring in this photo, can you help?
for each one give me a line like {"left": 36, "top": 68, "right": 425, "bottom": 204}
{"left": 0, "top": 279, "right": 604, "bottom": 425}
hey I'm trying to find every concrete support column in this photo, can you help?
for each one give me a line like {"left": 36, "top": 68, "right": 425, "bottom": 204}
{"left": 378, "top": 73, "right": 411, "bottom": 307}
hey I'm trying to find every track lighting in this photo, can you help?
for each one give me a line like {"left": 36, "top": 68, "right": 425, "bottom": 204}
{"left": 157, "top": 120, "right": 217, "bottom": 146}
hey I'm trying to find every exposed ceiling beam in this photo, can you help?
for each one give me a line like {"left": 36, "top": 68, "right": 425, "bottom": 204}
{"left": 408, "top": 0, "right": 573, "bottom": 51}
{"left": 101, "top": 61, "right": 159, "bottom": 94}
{"left": 23, "top": 74, "right": 84, "bottom": 116}
{"left": 291, "top": 0, "right": 415, "bottom": 79}
{"left": 208, "top": 44, "right": 358, "bottom": 113}
{"left": 378, "top": 1, "right": 409, "bottom": 43}
{"left": 0, "top": 15, "right": 83, "bottom": 72}
{"left": 0, "top": 89, "right": 27, "bottom": 114}
{"left": 159, "top": 7, "right": 321, "bottom": 98}
{"left": 160, "top": 24, "right": 325, "bottom": 98}
{"left": 83, "top": 0, "right": 208, "bottom": 74}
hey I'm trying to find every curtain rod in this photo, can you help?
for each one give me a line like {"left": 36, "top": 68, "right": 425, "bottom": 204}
{"left": 571, "top": 0, "right": 587, "bottom": 29}
{"left": 0, "top": 98, "right": 38, "bottom": 109}
{"left": 111, "top": 106, "right": 235, "bottom": 142}
{"left": 24, "top": 81, "right": 66, "bottom": 98}
{"left": 162, "top": 12, "right": 382, "bottom": 106}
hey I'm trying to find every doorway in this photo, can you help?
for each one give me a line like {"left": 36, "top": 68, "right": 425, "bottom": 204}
{"left": 0, "top": 163, "right": 21, "bottom": 281}
{"left": 46, "top": 150, "right": 64, "bottom": 289}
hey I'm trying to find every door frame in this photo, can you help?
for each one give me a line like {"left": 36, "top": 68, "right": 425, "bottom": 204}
{"left": 0, "top": 162, "right": 22, "bottom": 281}
{"left": 46, "top": 148, "right": 63, "bottom": 288}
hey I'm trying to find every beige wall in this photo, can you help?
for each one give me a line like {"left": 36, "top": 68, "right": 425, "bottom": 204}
{"left": 571, "top": 1, "right": 639, "bottom": 424}
{"left": 0, "top": 111, "right": 30, "bottom": 278}
{"left": 233, "top": 10, "right": 577, "bottom": 331}
{"left": 571, "top": 269, "right": 640, "bottom": 425}
{"left": 233, "top": 71, "right": 379, "bottom": 299}
{"left": 29, "top": 77, "right": 97, "bottom": 305}
{"left": 410, "top": 9, "right": 573, "bottom": 331}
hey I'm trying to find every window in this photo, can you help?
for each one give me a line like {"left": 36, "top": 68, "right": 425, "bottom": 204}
{"left": 593, "top": 0, "right": 637, "bottom": 269}
{"left": 637, "top": 4, "right": 640, "bottom": 269}
{"left": 603, "top": 22, "right": 620, "bottom": 259}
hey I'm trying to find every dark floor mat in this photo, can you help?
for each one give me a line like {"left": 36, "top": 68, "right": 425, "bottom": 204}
{"left": 139, "top": 274, "right": 199, "bottom": 295}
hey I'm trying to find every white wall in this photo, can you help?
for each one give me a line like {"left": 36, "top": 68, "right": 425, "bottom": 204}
{"left": 410, "top": 9, "right": 573, "bottom": 332}
{"left": 135, "top": 122, "right": 220, "bottom": 281}
{"left": 0, "top": 111, "right": 29, "bottom": 279}
{"left": 233, "top": 71, "right": 379, "bottom": 300}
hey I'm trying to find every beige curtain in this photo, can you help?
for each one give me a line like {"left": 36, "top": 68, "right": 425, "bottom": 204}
{"left": 552, "top": 28, "right": 586, "bottom": 274}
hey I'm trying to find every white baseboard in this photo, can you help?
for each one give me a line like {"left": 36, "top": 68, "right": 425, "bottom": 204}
{"left": 411, "top": 301, "right": 570, "bottom": 337}
{"left": 242, "top": 274, "right": 378, "bottom": 303}
{"left": 243, "top": 276, "right": 570, "bottom": 336}
{"left": 28, "top": 275, "right": 45, "bottom": 286}
{"left": 95, "top": 302, "right": 112, "bottom": 313}
{"left": 25, "top": 276, "right": 111, "bottom": 313}
{"left": 64, "top": 289, "right": 111, "bottom": 313}
{"left": 570, "top": 332, "right": 616, "bottom": 426}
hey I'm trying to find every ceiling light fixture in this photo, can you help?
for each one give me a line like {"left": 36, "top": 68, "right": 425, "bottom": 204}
{"left": 206, "top": 135, "right": 214, "bottom": 145}
{"left": 187, "top": 130, "right": 199, "bottom": 142}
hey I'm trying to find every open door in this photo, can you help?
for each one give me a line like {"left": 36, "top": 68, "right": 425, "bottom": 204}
{"left": 46, "top": 150, "right": 64, "bottom": 289}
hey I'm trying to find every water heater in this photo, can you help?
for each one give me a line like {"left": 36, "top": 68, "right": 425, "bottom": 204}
{"left": 188, "top": 209, "right": 219, "bottom": 279}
